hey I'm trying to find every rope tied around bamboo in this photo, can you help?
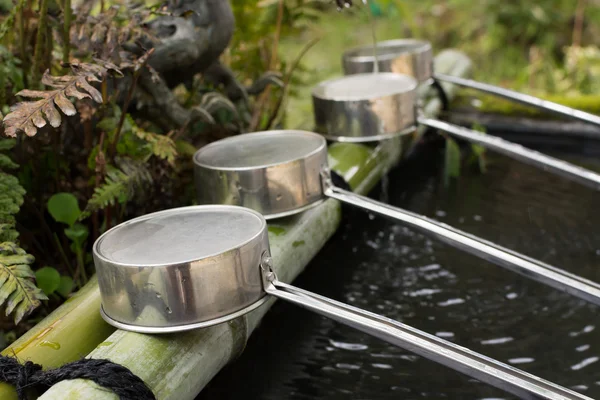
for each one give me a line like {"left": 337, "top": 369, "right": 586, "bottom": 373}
{"left": 0, "top": 356, "right": 155, "bottom": 400}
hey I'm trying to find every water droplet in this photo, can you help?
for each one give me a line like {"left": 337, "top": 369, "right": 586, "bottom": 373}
{"left": 508, "top": 357, "right": 535, "bottom": 365}
{"left": 329, "top": 339, "right": 368, "bottom": 351}
{"left": 576, "top": 344, "right": 590, "bottom": 352}
{"left": 39, "top": 341, "right": 61, "bottom": 350}
{"left": 182, "top": 277, "right": 188, "bottom": 283}
{"left": 372, "top": 363, "right": 393, "bottom": 369}
{"left": 335, "top": 363, "right": 360, "bottom": 370}
{"left": 276, "top": 194, "right": 283, "bottom": 201}
{"left": 156, "top": 293, "right": 162, "bottom": 299}
{"left": 437, "top": 298, "right": 465, "bottom": 307}
{"left": 165, "top": 307, "right": 172, "bottom": 314}
{"left": 571, "top": 357, "right": 599, "bottom": 371}
{"left": 481, "top": 337, "right": 514, "bottom": 345}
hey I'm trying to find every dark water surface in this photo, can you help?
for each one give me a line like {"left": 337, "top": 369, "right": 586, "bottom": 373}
{"left": 200, "top": 142, "right": 600, "bottom": 400}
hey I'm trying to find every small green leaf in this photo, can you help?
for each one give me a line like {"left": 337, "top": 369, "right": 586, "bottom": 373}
{"left": 56, "top": 276, "right": 74, "bottom": 297}
{"left": 35, "top": 267, "right": 61, "bottom": 295}
{"left": 444, "top": 137, "right": 461, "bottom": 186}
{"left": 64, "top": 223, "right": 89, "bottom": 247}
{"left": 47, "top": 193, "right": 81, "bottom": 226}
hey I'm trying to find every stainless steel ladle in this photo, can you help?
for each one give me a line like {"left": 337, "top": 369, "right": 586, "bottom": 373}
{"left": 93, "top": 205, "right": 591, "bottom": 400}
{"left": 342, "top": 38, "right": 600, "bottom": 130}
{"left": 311, "top": 72, "right": 600, "bottom": 190}
{"left": 193, "top": 130, "right": 600, "bottom": 306}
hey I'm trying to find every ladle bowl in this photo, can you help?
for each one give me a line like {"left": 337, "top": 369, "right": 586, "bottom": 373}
{"left": 312, "top": 72, "right": 418, "bottom": 142}
{"left": 342, "top": 39, "right": 433, "bottom": 84}
{"left": 194, "top": 130, "right": 327, "bottom": 219}
{"left": 93, "top": 205, "right": 270, "bottom": 333}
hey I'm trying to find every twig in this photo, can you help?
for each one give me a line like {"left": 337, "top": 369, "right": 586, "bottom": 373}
{"left": 266, "top": 37, "right": 321, "bottom": 129}
{"left": 53, "top": 233, "right": 76, "bottom": 283}
{"left": 249, "top": 0, "right": 285, "bottom": 131}
{"left": 572, "top": 0, "right": 586, "bottom": 48}
{"left": 110, "top": 49, "right": 155, "bottom": 157}
{"left": 63, "top": 0, "right": 72, "bottom": 64}
{"left": 32, "top": 0, "right": 49, "bottom": 84}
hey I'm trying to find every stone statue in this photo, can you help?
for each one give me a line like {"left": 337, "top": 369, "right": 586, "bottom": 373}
{"left": 127, "top": 0, "right": 280, "bottom": 130}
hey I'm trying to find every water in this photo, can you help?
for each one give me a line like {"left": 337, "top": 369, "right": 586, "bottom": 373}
{"left": 200, "top": 142, "right": 600, "bottom": 399}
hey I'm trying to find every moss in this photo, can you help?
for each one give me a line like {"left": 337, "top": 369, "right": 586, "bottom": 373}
{"left": 268, "top": 226, "right": 286, "bottom": 236}
{"left": 463, "top": 92, "right": 600, "bottom": 118}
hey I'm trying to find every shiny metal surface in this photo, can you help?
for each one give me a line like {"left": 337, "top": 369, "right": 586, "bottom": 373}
{"left": 321, "top": 176, "right": 600, "bottom": 306}
{"left": 194, "top": 130, "right": 328, "bottom": 219}
{"left": 419, "top": 117, "right": 600, "bottom": 191}
{"left": 260, "top": 260, "right": 591, "bottom": 400}
{"left": 93, "top": 205, "right": 270, "bottom": 333}
{"left": 435, "top": 73, "right": 600, "bottom": 129}
{"left": 312, "top": 73, "right": 418, "bottom": 142}
{"left": 342, "top": 39, "right": 434, "bottom": 84}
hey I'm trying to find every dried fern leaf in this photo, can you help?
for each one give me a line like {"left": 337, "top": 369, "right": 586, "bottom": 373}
{"left": 0, "top": 242, "right": 47, "bottom": 324}
{"left": 2, "top": 63, "right": 122, "bottom": 138}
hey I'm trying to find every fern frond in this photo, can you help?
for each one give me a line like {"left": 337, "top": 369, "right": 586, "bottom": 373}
{"left": 0, "top": 139, "right": 25, "bottom": 243}
{"left": 1, "top": 63, "right": 122, "bottom": 138}
{"left": 126, "top": 115, "right": 177, "bottom": 165}
{"left": 81, "top": 157, "right": 152, "bottom": 219}
{"left": 0, "top": 242, "right": 47, "bottom": 324}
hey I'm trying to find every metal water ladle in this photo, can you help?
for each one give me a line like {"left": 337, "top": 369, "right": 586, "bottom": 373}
{"left": 193, "top": 130, "right": 600, "bottom": 306}
{"left": 342, "top": 38, "right": 600, "bottom": 130}
{"left": 93, "top": 205, "right": 591, "bottom": 400}
{"left": 311, "top": 71, "right": 600, "bottom": 190}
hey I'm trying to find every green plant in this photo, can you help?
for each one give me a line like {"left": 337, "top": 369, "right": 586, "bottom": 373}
{"left": 0, "top": 242, "right": 47, "bottom": 324}
{"left": 47, "top": 192, "right": 89, "bottom": 285}
{"left": 35, "top": 266, "right": 73, "bottom": 297}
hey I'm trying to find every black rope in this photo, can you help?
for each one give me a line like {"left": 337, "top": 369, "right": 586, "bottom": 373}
{"left": 0, "top": 356, "right": 156, "bottom": 400}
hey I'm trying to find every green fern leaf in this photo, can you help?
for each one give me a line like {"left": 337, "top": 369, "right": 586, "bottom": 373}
{"left": 0, "top": 139, "right": 26, "bottom": 242}
{"left": 0, "top": 242, "right": 47, "bottom": 324}
{"left": 81, "top": 157, "right": 152, "bottom": 219}
{"left": 126, "top": 115, "right": 177, "bottom": 165}
{"left": 0, "top": 153, "right": 18, "bottom": 169}
{"left": 0, "top": 224, "right": 18, "bottom": 243}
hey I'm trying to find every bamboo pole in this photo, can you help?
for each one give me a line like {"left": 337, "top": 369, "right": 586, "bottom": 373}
{"left": 37, "top": 49, "right": 473, "bottom": 400}
{"left": 0, "top": 276, "right": 115, "bottom": 399}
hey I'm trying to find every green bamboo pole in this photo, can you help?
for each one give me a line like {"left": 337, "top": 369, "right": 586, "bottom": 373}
{"left": 37, "top": 49, "right": 473, "bottom": 400}
{"left": 0, "top": 276, "right": 115, "bottom": 399}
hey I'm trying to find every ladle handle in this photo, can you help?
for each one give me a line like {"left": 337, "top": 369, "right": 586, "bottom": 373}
{"left": 434, "top": 73, "right": 600, "bottom": 129}
{"left": 261, "top": 271, "right": 589, "bottom": 400}
{"left": 323, "top": 183, "right": 600, "bottom": 306}
{"left": 418, "top": 116, "right": 600, "bottom": 191}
